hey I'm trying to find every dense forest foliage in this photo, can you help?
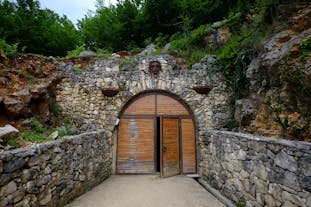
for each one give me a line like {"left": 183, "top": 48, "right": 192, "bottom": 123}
{"left": 0, "top": 0, "right": 297, "bottom": 57}
{"left": 0, "top": 0, "right": 81, "bottom": 56}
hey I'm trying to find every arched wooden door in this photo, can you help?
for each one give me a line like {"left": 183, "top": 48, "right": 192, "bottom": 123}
{"left": 116, "top": 93, "right": 196, "bottom": 177}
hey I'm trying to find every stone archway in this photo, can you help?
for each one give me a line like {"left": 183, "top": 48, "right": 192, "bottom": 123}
{"left": 116, "top": 91, "right": 197, "bottom": 177}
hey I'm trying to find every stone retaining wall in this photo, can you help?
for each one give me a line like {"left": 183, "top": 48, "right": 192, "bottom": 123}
{"left": 200, "top": 131, "right": 311, "bottom": 207}
{"left": 0, "top": 131, "right": 112, "bottom": 207}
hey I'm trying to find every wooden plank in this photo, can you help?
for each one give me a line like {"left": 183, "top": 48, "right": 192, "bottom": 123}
{"left": 117, "top": 118, "right": 155, "bottom": 174}
{"left": 157, "top": 95, "right": 189, "bottom": 115}
{"left": 123, "top": 94, "right": 156, "bottom": 115}
{"left": 181, "top": 119, "right": 196, "bottom": 173}
{"left": 162, "top": 117, "right": 180, "bottom": 177}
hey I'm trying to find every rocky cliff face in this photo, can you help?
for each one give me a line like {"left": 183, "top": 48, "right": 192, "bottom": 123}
{"left": 235, "top": 4, "right": 311, "bottom": 141}
{"left": 0, "top": 54, "right": 62, "bottom": 128}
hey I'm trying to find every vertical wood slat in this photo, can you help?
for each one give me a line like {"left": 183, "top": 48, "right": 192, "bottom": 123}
{"left": 123, "top": 94, "right": 156, "bottom": 115}
{"left": 117, "top": 118, "right": 155, "bottom": 174}
{"left": 118, "top": 92, "right": 196, "bottom": 175}
{"left": 162, "top": 117, "right": 180, "bottom": 177}
{"left": 181, "top": 119, "right": 196, "bottom": 173}
{"left": 157, "top": 95, "right": 189, "bottom": 115}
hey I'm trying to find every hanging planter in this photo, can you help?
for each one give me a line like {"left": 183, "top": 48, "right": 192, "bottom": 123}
{"left": 101, "top": 88, "right": 119, "bottom": 97}
{"left": 192, "top": 85, "right": 212, "bottom": 94}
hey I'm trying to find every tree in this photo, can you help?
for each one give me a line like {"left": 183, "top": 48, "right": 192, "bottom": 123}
{"left": 0, "top": 0, "right": 81, "bottom": 56}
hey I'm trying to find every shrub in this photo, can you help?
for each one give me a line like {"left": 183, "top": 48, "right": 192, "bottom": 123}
{"left": 66, "top": 45, "right": 86, "bottom": 58}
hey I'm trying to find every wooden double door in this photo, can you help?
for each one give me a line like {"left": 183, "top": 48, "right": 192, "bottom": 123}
{"left": 117, "top": 93, "right": 196, "bottom": 177}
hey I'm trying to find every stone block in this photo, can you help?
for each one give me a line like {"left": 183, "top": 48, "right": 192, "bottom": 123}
{"left": 283, "top": 171, "right": 299, "bottom": 191}
{"left": 282, "top": 201, "right": 297, "bottom": 207}
{"left": 0, "top": 181, "right": 17, "bottom": 197}
{"left": 0, "top": 125, "right": 19, "bottom": 139}
{"left": 254, "top": 177, "right": 268, "bottom": 193}
{"left": 4, "top": 158, "right": 26, "bottom": 173}
{"left": 282, "top": 191, "right": 304, "bottom": 206}
{"left": 298, "top": 157, "right": 311, "bottom": 176}
{"left": 274, "top": 151, "right": 297, "bottom": 173}
{"left": 265, "top": 194, "right": 277, "bottom": 207}
{"left": 248, "top": 141, "right": 266, "bottom": 153}
{"left": 299, "top": 176, "right": 311, "bottom": 192}
{"left": 38, "top": 189, "right": 52, "bottom": 205}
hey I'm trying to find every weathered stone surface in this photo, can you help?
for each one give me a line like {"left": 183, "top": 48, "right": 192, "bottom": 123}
{"left": 0, "top": 181, "right": 17, "bottom": 197}
{"left": 300, "top": 176, "right": 311, "bottom": 192}
{"left": 298, "top": 157, "right": 311, "bottom": 176}
{"left": 274, "top": 151, "right": 298, "bottom": 173}
{"left": 56, "top": 54, "right": 231, "bottom": 134}
{"left": 79, "top": 50, "right": 97, "bottom": 57}
{"left": 244, "top": 5, "right": 311, "bottom": 141}
{"left": 0, "top": 125, "right": 19, "bottom": 140}
{"left": 282, "top": 201, "right": 297, "bottom": 207}
{"left": 235, "top": 99, "right": 257, "bottom": 126}
{"left": 38, "top": 189, "right": 52, "bottom": 205}
{"left": 3, "top": 158, "right": 26, "bottom": 173}
{"left": 200, "top": 131, "right": 311, "bottom": 207}
{"left": 49, "top": 131, "right": 59, "bottom": 140}
{"left": 0, "top": 131, "right": 112, "bottom": 207}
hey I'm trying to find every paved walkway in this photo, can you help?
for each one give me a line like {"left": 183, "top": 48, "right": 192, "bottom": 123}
{"left": 66, "top": 175, "right": 225, "bottom": 207}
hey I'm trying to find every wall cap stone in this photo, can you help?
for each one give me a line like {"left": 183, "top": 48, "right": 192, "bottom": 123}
{"left": 207, "top": 130, "right": 311, "bottom": 150}
{"left": 0, "top": 130, "right": 111, "bottom": 158}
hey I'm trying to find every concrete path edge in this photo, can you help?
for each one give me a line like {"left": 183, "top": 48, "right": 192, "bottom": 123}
{"left": 198, "top": 178, "right": 236, "bottom": 207}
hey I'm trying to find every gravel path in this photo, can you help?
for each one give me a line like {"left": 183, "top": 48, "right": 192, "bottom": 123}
{"left": 65, "top": 175, "right": 226, "bottom": 207}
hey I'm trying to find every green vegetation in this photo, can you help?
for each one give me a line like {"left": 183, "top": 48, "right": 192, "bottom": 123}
{"left": 5, "top": 111, "right": 75, "bottom": 148}
{"left": 19, "top": 71, "right": 38, "bottom": 83}
{"left": 1, "top": 0, "right": 294, "bottom": 58}
{"left": 0, "top": 0, "right": 81, "bottom": 57}
{"left": 73, "top": 66, "right": 83, "bottom": 73}
{"left": 119, "top": 57, "right": 139, "bottom": 71}
{"left": 301, "top": 36, "right": 311, "bottom": 63}
{"left": 0, "top": 39, "right": 19, "bottom": 55}
{"left": 236, "top": 202, "right": 246, "bottom": 207}
{"left": 7, "top": 134, "right": 19, "bottom": 148}
{"left": 66, "top": 45, "right": 86, "bottom": 58}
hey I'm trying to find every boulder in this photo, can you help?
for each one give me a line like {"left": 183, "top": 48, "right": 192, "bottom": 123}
{"left": 48, "top": 131, "right": 59, "bottom": 140}
{"left": 79, "top": 50, "right": 97, "bottom": 57}
{"left": 139, "top": 44, "right": 156, "bottom": 55}
{"left": 0, "top": 125, "right": 19, "bottom": 140}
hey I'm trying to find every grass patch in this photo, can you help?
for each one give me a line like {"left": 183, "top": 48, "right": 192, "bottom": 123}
{"left": 20, "top": 130, "right": 52, "bottom": 143}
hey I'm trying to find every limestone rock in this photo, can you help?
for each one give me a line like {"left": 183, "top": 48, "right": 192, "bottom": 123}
{"left": 173, "top": 58, "right": 188, "bottom": 70}
{"left": 139, "top": 44, "right": 156, "bottom": 55}
{"left": 274, "top": 151, "right": 298, "bottom": 173}
{"left": 0, "top": 125, "right": 19, "bottom": 140}
{"left": 0, "top": 181, "right": 17, "bottom": 197}
{"left": 38, "top": 190, "right": 52, "bottom": 205}
{"left": 235, "top": 99, "right": 257, "bottom": 126}
{"left": 79, "top": 50, "right": 97, "bottom": 57}
{"left": 49, "top": 131, "right": 59, "bottom": 140}
{"left": 282, "top": 201, "right": 296, "bottom": 207}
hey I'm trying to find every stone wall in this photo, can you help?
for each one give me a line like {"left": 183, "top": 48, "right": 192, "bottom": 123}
{"left": 56, "top": 55, "right": 232, "bottom": 133}
{"left": 55, "top": 55, "right": 232, "bottom": 172}
{"left": 200, "top": 130, "right": 311, "bottom": 207}
{"left": 0, "top": 131, "right": 112, "bottom": 207}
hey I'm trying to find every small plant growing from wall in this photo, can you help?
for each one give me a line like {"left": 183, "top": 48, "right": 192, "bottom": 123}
{"left": 119, "top": 57, "right": 139, "bottom": 71}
